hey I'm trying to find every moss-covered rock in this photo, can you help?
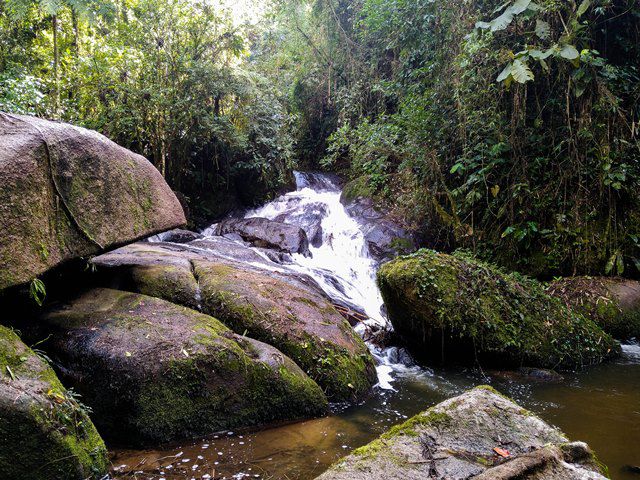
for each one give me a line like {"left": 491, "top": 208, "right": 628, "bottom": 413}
{"left": 91, "top": 242, "right": 378, "bottom": 402}
{"left": 547, "top": 277, "right": 640, "bottom": 339}
{"left": 377, "top": 250, "right": 619, "bottom": 369}
{"left": 194, "top": 260, "right": 377, "bottom": 402}
{"left": 316, "top": 386, "right": 607, "bottom": 480}
{"left": 25, "top": 288, "right": 328, "bottom": 446}
{"left": 0, "top": 113, "right": 185, "bottom": 291}
{"left": 0, "top": 325, "right": 108, "bottom": 480}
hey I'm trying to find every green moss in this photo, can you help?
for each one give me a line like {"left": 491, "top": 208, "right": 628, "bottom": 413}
{"left": 352, "top": 408, "right": 451, "bottom": 460}
{"left": 0, "top": 326, "right": 108, "bottom": 480}
{"left": 341, "top": 175, "right": 376, "bottom": 203}
{"left": 378, "top": 249, "right": 620, "bottom": 369}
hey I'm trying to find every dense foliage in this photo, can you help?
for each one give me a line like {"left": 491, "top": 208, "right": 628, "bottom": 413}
{"left": 2, "top": 0, "right": 639, "bottom": 276}
{"left": 0, "top": 0, "right": 293, "bottom": 224}
{"left": 273, "top": 0, "right": 640, "bottom": 277}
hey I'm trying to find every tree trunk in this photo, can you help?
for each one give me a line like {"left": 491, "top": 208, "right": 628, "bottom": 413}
{"left": 53, "top": 14, "right": 60, "bottom": 117}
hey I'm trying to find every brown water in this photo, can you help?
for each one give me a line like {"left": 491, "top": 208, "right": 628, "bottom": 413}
{"left": 111, "top": 343, "right": 640, "bottom": 480}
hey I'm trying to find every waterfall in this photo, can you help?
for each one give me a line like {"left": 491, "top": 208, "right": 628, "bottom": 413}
{"left": 204, "top": 172, "right": 417, "bottom": 390}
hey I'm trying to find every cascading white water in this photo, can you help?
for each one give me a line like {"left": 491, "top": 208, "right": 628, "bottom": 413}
{"left": 204, "top": 172, "right": 418, "bottom": 389}
{"left": 245, "top": 173, "right": 386, "bottom": 328}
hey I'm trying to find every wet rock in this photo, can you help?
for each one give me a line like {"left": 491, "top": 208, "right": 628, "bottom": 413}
{"left": 91, "top": 242, "right": 378, "bottom": 402}
{"left": 152, "top": 228, "right": 204, "bottom": 244}
{"left": 0, "top": 325, "right": 108, "bottom": 479}
{"left": 377, "top": 250, "right": 619, "bottom": 369}
{"left": 518, "top": 367, "right": 564, "bottom": 382}
{"left": 214, "top": 217, "right": 311, "bottom": 256}
{"left": 25, "top": 288, "right": 328, "bottom": 446}
{"left": 316, "top": 386, "right": 607, "bottom": 480}
{"left": 274, "top": 202, "right": 327, "bottom": 248}
{"left": 340, "top": 176, "right": 415, "bottom": 262}
{"left": 0, "top": 113, "right": 185, "bottom": 291}
{"left": 547, "top": 277, "right": 640, "bottom": 339}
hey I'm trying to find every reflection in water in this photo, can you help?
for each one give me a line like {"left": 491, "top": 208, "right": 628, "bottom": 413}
{"left": 113, "top": 174, "right": 640, "bottom": 479}
{"left": 112, "top": 344, "right": 640, "bottom": 480}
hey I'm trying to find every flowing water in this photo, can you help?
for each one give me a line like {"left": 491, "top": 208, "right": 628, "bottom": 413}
{"left": 113, "top": 173, "right": 640, "bottom": 480}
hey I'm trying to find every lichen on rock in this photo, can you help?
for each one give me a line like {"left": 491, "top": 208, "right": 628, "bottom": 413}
{"left": 92, "top": 242, "right": 378, "bottom": 402}
{"left": 547, "top": 276, "right": 640, "bottom": 340}
{"left": 0, "top": 113, "right": 185, "bottom": 291}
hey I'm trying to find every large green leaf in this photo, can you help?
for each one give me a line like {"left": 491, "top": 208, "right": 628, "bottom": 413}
{"left": 559, "top": 44, "right": 580, "bottom": 60}
{"left": 511, "top": 59, "right": 534, "bottom": 83}
{"left": 535, "top": 20, "right": 550, "bottom": 39}
{"left": 576, "top": 0, "right": 591, "bottom": 18}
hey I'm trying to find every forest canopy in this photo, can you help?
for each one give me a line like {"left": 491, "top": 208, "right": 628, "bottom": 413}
{"left": 1, "top": 0, "right": 639, "bottom": 277}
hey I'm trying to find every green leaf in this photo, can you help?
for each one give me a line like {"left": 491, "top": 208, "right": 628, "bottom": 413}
{"left": 576, "top": 0, "right": 591, "bottom": 18}
{"left": 450, "top": 162, "right": 465, "bottom": 174}
{"left": 511, "top": 0, "right": 532, "bottom": 14}
{"left": 535, "top": 20, "right": 550, "bottom": 39}
{"left": 559, "top": 45, "right": 580, "bottom": 60}
{"left": 496, "top": 63, "right": 513, "bottom": 82}
{"left": 616, "top": 253, "right": 625, "bottom": 275}
{"left": 511, "top": 59, "right": 534, "bottom": 83}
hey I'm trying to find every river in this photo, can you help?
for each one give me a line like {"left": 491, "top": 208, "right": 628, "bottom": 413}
{"left": 112, "top": 172, "right": 640, "bottom": 480}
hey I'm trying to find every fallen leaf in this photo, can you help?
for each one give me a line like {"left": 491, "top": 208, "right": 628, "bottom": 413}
{"left": 494, "top": 447, "right": 511, "bottom": 458}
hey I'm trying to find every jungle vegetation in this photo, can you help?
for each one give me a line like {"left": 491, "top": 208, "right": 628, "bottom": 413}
{"left": 1, "top": 0, "right": 639, "bottom": 277}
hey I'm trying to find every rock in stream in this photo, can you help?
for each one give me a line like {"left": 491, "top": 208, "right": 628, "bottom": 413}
{"left": 316, "top": 386, "right": 607, "bottom": 480}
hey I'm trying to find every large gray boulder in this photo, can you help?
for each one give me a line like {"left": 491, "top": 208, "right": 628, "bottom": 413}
{"left": 0, "top": 113, "right": 185, "bottom": 291}
{"left": 214, "top": 217, "right": 311, "bottom": 256}
{"left": 91, "top": 241, "right": 378, "bottom": 402}
{"left": 24, "top": 288, "right": 328, "bottom": 446}
{"left": 316, "top": 386, "right": 607, "bottom": 480}
{"left": 0, "top": 325, "right": 108, "bottom": 480}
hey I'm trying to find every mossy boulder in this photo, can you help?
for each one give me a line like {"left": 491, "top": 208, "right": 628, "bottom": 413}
{"left": 377, "top": 250, "right": 619, "bottom": 369}
{"left": 0, "top": 325, "right": 108, "bottom": 480}
{"left": 91, "top": 242, "right": 378, "bottom": 402}
{"left": 547, "top": 277, "right": 640, "bottom": 339}
{"left": 316, "top": 386, "right": 607, "bottom": 480}
{"left": 0, "top": 113, "right": 185, "bottom": 291}
{"left": 25, "top": 288, "right": 328, "bottom": 446}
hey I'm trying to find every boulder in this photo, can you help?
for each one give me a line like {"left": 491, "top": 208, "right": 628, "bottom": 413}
{"left": 377, "top": 250, "right": 619, "bottom": 369}
{"left": 274, "top": 202, "right": 327, "bottom": 248}
{"left": 341, "top": 176, "right": 415, "bottom": 261}
{"left": 91, "top": 242, "right": 378, "bottom": 401}
{"left": 547, "top": 277, "right": 640, "bottom": 339}
{"left": 25, "top": 288, "right": 328, "bottom": 446}
{"left": 0, "top": 113, "right": 185, "bottom": 291}
{"left": 0, "top": 325, "right": 108, "bottom": 480}
{"left": 316, "top": 386, "right": 607, "bottom": 480}
{"left": 151, "top": 228, "right": 204, "bottom": 244}
{"left": 214, "top": 217, "right": 311, "bottom": 256}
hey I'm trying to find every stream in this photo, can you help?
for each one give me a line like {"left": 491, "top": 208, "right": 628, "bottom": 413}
{"left": 113, "top": 172, "right": 640, "bottom": 480}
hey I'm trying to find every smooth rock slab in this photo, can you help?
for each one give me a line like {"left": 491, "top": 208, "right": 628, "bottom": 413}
{"left": 316, "top": 386, "right": 607, "bottom": 480}
{"left": 26, "top": 288, "right": 328, "bottom": 446}
{"left": 0, "top": 325, "right": 108, "bottom": 480}
{"left": 0, "top": 113, "right": 185, "bottom": 291}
